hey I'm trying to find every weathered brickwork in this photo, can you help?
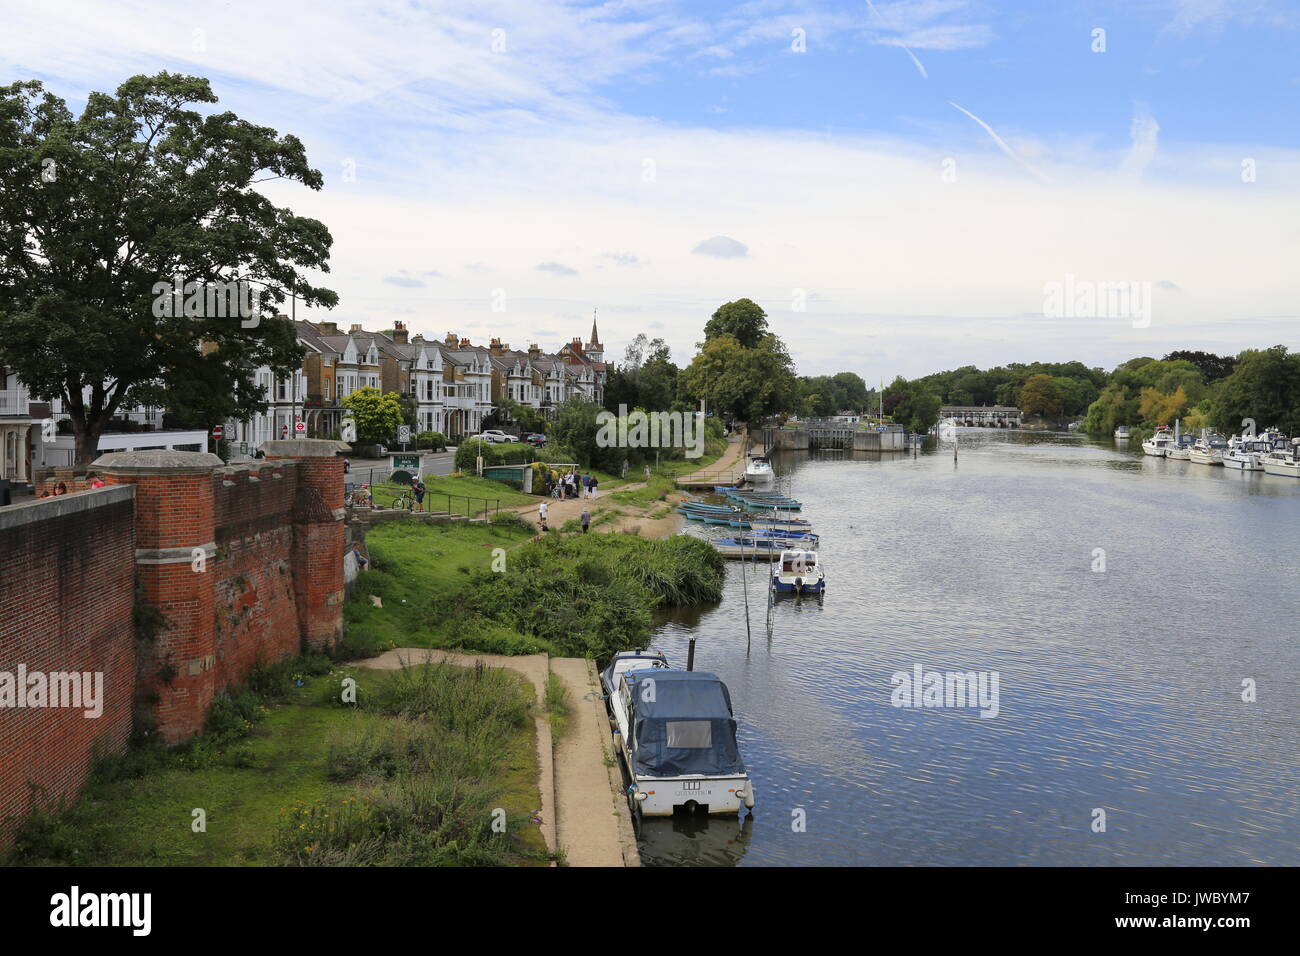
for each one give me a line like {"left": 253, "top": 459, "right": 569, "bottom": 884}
{"left": 0, "top": 443, "right": 344, "bottom": 846}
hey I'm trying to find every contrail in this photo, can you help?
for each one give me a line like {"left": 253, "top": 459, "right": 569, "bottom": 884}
{"left": 947, "top": 100, "right": 1052, "bottom": 185}
{"left": 865, "top": 0, "right": 928, "bottom": 79}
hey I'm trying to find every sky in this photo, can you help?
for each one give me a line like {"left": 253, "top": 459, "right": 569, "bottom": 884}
{"left": 5, "top": 0, "right": 1300, "bottom": 382}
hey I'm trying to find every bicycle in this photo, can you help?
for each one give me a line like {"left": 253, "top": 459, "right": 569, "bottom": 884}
{"left": 390, "top": 491, "right": 415, "bottom": 511}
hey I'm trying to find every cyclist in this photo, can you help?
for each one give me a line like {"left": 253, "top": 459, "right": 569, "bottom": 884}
{"left": 412, "top": 477, "right": 426, "bottom": 512}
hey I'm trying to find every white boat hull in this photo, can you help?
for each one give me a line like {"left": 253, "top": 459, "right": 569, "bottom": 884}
{"left": 1223, "top": 454, "right": 1261, "bottom": 470}
{"left": 1263, "top": 458, "right": 1300, "bottom": 478}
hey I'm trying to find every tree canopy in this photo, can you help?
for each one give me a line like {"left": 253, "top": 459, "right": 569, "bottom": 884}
{"left": 0, "top": 72, "right": 336, "bottom": 463}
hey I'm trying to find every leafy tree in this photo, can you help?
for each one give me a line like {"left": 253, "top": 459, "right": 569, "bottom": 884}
{"left": 679, "top": 332, "right": 797, "bottom": 425}
{"left": 341, "top": 387, "right": 403, "bottom": 444}
{"left": 884, "top": 376, "right": 941, "bottom": 432}
{"left": 1137, "top": 385, "right": 1189, "bottom": 425}
{"left": 1210, "top": 345, "right": 1300, "bottom": 435}
{"left": 702, "top": 298, "right": 768, "bottom": 349}
{"left": 1163, "top": 350, "right": 1237, "bottom": 383}
{"left": 1019, "top": 374, "right": 1063, "bottom": 418}
{"left": 0, "top": 73, "right": 336, "bottom": 464}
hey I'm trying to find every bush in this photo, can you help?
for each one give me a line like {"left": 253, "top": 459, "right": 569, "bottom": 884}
{"left": 416, "top": 430, "right": 448, "bottom": 451}
{"left": 454, "top": 439, "right": 500, "bottom": 472}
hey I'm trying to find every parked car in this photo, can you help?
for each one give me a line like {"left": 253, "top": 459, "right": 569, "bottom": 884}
{"left": 524, "top": 433, "right": 547, "bottom": 446}
{"left": 474, "top": 430, "right": 518, "bottom": 444}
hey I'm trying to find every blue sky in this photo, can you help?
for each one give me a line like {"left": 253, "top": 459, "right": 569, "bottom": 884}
{"left": 5, "top": 0, "right": 1299, "bottom": 381}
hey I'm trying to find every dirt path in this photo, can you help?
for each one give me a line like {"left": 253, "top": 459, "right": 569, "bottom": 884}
{"left": 550, "top": 658, "right": 639, "bottom": 867}
{"left": 509, "top": 434, "right": 748, "bottom": 541}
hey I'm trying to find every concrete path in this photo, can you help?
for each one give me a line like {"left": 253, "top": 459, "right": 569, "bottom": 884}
{"left": 550, "top": 658, "right": 639, "bottom": 867}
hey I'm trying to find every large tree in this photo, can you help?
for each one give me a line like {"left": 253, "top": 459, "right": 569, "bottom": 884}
{"left": 1210, "top": 345, "right": 1300, "bottom": 435}
{"left": 702, "top": 298, "right": 768, "bottom": 349}
{"left": 680, "top": 332, "right": 797, "bottom": 425}
{"left": 0, "top": 73, "right": 336, "bottom": 464}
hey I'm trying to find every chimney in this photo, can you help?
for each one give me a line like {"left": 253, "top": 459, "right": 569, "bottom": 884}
{"left": 392, "top": 320, "right": 408, "bottom": 345}
{"left": 412, "top": 333, "right": 425, "bottom": 344}
{"left": 350, "top": 324, "right": 363, "bottom": 333}
{"left": 445, "top": 332, "right": 458, "bottom": 348}
{"left": 318, "top": 321, "right": 338, "bottom": 335}
{"left": 528, "top": 343, "right": 541, "bottom": 359}
{"left": 460, "top": 337, "right": 471, "bottom": 349}
{"left": 489, "top": 337, "right": 508, "bottom": 355}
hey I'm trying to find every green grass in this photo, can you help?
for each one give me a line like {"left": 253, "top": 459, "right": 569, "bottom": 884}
{"left": 368, "top": 474, "right": 533, "bottom": 515}
{"left": 5, "top": 659, "right": 548, "bottom": 867}
{"left": 608, "top": 474, "right": 677, "bottom": 506}
{"left": 343, "top": 518, "right": 540, "bottom": 659}
{"left": 543, "top": 673, "right": 570, "bottom": 740}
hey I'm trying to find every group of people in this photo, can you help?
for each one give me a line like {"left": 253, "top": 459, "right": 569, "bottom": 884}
{"left": 549, "top": 469, "right": 598, "bottom": 500}
{"left": 38, "top": 474, "right": 106, "bottom": 498}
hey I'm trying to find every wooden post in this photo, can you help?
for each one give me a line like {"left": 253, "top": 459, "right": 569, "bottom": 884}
{"left": 687, "top": 638, "right": 696, "bottom": 672}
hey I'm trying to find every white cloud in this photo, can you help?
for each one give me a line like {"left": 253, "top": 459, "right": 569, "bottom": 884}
{"left": 691, "top": 236, "right": 750, "bottom": 258}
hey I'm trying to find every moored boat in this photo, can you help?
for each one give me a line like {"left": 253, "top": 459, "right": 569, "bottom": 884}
{"left": 1262, "top": 440, "right": 1300, "bottom": 478}
{"left": 1189, "top": 434, "right": 1228, "bottom": 465}
{"left": 711, "top": 531, "right": 819, "bottom": 559}
{"left": 1114, "top": 425, "right": 1131, "bottom": 440}
{"left": 600, "top": 649, "right": 670, "bottom": 699}
{"left": 771, "top": 549, "right": 825, "bottom": 594}
{"left": 612, "top": 670, "right": 754, "bottom": 817}
{"left": 1142, "top": 425, "right": 1175, "bottom": 457}
{"left": 743, "top": 455, "right": 775, "bottom": 486}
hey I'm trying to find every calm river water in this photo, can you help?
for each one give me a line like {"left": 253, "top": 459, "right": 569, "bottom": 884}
{"left": 637, "top": 429, "right": 1300, "bottom": 866}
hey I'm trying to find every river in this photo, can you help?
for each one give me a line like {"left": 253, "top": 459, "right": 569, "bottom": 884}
{"left": 637, "top": 429, "right": 1300, "bottom": 866}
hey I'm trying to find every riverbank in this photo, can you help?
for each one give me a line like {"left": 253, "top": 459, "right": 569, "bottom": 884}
{"left": 505, "top": 432, "right": 748, "bottom": 539}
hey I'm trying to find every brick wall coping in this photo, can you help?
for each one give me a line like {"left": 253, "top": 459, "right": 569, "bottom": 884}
{"left": 0, "top": 484, "right": 134, "bottom": 532}
{"left": 94, "top": 449, "right": 225, "bottom": 474}
{"left": 260, "top": 439, "right": 343, "bottom": 458}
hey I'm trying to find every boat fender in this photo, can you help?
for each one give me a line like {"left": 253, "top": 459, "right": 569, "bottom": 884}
{"left": 794, "top": 577, "right": 804, "bottom": 591}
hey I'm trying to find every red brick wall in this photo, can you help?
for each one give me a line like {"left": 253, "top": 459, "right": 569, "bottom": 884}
{"left": 0, "top": 451, "right": 344, "bottom": 847}
{"left": 0, "top": 488, "right": 136, "bottom": 846}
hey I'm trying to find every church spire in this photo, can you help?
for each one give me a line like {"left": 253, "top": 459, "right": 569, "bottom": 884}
{"left": 589, "top": 306, "right": 601, "bottom": 348}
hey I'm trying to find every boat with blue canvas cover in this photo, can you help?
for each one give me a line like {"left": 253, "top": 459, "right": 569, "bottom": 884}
{"left": 771, "top": 549, "right": 825, "bottom": 595}
{"left": 612, "top": 669, "right": 754, "bottom": 817}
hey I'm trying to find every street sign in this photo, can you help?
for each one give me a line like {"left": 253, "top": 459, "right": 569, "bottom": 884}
{"left": 295, "top": 420, "right": 306, "bottom": 435}
{"left": 212, "top": 425, "right": 223, "bottom": 440}
{"left": 398, "top": 425, "right": 411, "bottom": 444}
{"left": 282, "top": 424, "right": 289, "bottom": 438}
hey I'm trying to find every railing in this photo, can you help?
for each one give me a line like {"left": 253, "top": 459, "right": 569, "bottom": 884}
{"left": 0, "top": 388, "right": 30, "bottom": 416}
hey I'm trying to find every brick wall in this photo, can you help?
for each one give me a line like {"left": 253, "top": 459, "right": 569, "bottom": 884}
{"left": 0, "top": 444, "right": 345, "bottom": 847}
{"left": 0, "top": 487, "right": 136, "bottom": 846}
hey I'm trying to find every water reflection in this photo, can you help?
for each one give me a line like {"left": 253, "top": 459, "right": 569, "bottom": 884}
{"left": 641, "top": 428, "right": 1300, "bottom": 866}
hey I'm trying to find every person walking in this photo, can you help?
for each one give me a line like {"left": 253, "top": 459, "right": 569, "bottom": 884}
{"left": 581, "top": 472, "right": 590, "bottom": 498}
{"left": 412, "top": 477, "right": 426, "bottom": 512}
{"left": 580, "top": 507, "right": 591, "bottom": 533}
{"left": 538, "top": 499, "right": 549, "bottom": 532}
{"left": 589, "top": 475, "right": 598, "bottom": 500}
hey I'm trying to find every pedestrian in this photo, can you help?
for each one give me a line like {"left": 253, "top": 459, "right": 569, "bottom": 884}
{"left": 589, "top": 475, "right": 598, "bottom": 499}
{"left": 89, "top": 474, "right": 105, "bottom": 489}
{"left": 581, "top": 472, "right": 590, "bottom": 498}
{"left": 412, "top": 477, "right": 425, "bottom": 512}
{"left": 343, "top": 458, "right": 350, "bottom": 474}
{"left": 539, "top": 499, "right": 549, "bottom": 532}
{"left": 54, "top": 482, "right": 68, "bottom": 496}
{"left": 644, "top": 464, "right": 651, "bottom": 480}
{"left": 352, "top": 543, "right": 369, "bottom": 571}
{"left": 580, "top": 507, "right": 590, "bottom": 533}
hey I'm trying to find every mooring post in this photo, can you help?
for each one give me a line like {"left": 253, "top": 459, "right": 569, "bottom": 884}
{"left": 687, "top": 638, "right": 696, "bottom": 671}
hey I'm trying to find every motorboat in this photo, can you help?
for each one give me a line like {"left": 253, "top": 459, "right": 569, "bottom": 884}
{"left": 612, "top": 670, "right": 754, "bottom": 817}
{"left": 1262, "top": 439, "right": 1300, "bottom": 478}
{"left": 600, "top": 649, "right": 670, "bottom": 699}
{"left": 1142, "top": 425, "right": 1175, "bottom": 457}
{"left": 1189, "top": 434, "right": 1228, "bottom": 465}
{"left": 1223, "top": 435, "right": 1266, "bottom": 470}
{"left": 743, "top": 455, "right": 775, "bottom": 485}
{"left": 1114, "top": 425, "right": 1131, "bottom": 440}
{"left": 771, "top": 549, "right": 825, "bottom": 595}
{"left": 1166, "top": 433, "right": 1194, "bottom": 460}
